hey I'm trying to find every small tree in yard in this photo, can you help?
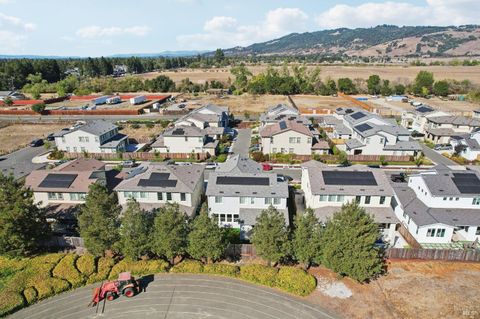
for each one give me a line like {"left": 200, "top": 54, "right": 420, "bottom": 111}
{"left": 320, "top": 202, "right": 383, "bottom": 282}
{"left": 187, "top": 210, "right": 226, "bottom": 263}
{"left": 152, "top": 203, "right": 188, "bottom": 265}
{"left": 118, "top": 199, "right": 154, "bottom": 260}
{"left": 78, "top": 183, "right": 121, "bottom": 256}
{"left": 0, "top": 174, "right": 50, "bottom": 257}
{"left": 251, "top": 206, "right": 290, "bottom": 266}
{"left": 31, "top": 103, "right": 46, "bottom": 113}
{"left": 292, "top": 208, "right": 323, "bottom": 269}
{"left": 2, "top": 97, "right": 13, "bottom": 106}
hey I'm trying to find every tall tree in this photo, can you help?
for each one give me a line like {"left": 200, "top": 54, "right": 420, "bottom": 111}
{"left": 367, "top": 75, "right": 381, "bottom": 95}
{"left": 152, "top": 203, "right": 188, "bottom": 265}
{"left": 78, "top": 183, "right": 121, "bottom": 256}
{"left": 413, "top": 70, "right": 434, "bottom": 96}
{"left": 0, "top": 174, "right": 50, "bottom": 257}
{"left": 320, "top": 202, "right": 383, "bottom": 282}
{"left": 337, "top": 78, "right": 357, "bottom": 94}
{"left": 187, "top": 211, "right": 226, "bottom": 263}
{"left": 214, "top": 48, "right": 225, "bottom": 64}
{"left": 292, "top": 208, "right": 323, "bottom": 269}
{"left": 433, "top": 80, "right": 450, "bottom": 96}
{"left": 118, "top": 199, "right": 154, "bottom": 260}
{"left": 251, "top": 206, "right": 290, "bottom": 266}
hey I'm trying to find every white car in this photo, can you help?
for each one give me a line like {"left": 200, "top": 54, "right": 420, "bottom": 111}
{"left": 205, "top": 162, "right": 219, "bottom": 169}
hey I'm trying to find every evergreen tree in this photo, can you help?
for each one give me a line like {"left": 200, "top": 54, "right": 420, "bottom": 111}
{"left": 433, "top": 80, "right": 450, "bottom": 96}
{"left": 320, "top": 202, "right": 383, "bottom": 282}
{"left": 0, "top": 174, "right": 50, "bottom": 257}
{"left": 413, "top": 70, "right": 434, "bottom": 96}
{"left": 118, "top": 199, "right": 153, "bottom": 260}
{"left": 251, "top": 206, "right": 289, "bottom": 266}
{"left": 187, "top": 210, "right": 226, "bottom": 263}
{"left": 292, "top": 208, "right": 323, "bottom": 269}
{"left": 78, "top": 183, "right": 121, "bottom": 256}
{"left": 337, "top": 78, "right": 357, "bottom": 94}
{"left": 367, "top": 74, "right": 381, "bottom": 95}
{"left": 152, "top": 203, "right": 188, "bottom": 265}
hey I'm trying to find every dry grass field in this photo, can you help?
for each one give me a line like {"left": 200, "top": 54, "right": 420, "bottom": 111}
{"left": 118, "top": 124, "right": 165, "bottom": 142}
{"left": 0, "top": 124, "right": 68, "bottom": 154}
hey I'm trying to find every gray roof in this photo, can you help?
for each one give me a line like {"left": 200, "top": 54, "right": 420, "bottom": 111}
{"left": 383, "top": 140, "right": 421, "bottom": 151}
{"left": 427, "top": 116, "right": 480, "bottom": 127}
{"left": 415, "top": 166, "right": 480, "bottom": 197}
{"left": 354, "top": 123, "right": 410, "bottom": 138}
{"left": 465, "top": 138, "right": 480, "bottom": 151}
{"left": 320, "top": 115, "right": 342, "bottom": 126}
{"left": 393, "top": 184, "right": 480, "bottom": 226}
{"left": 313, "top": 206, "right": 398, "bottom": 224}
{"left": 114, "top": 163, "right": 204, "bottom": 193}
{"left": 345, "top": 110, "right": 378, "bottom": 126}
{"left": 206, "top": 172, "right": 289, "bottom": 198}
{"left": 335, "top": 107, "right": 362, "bottom": 116}
{"left": 175, "top": 104, "right": 228, "bottom": 126}
{"left": 163, "top": 125, "right": 205, "bottom": 137}
{"left": 216, "top": 155, "right": 263, "bottom": 174}
{"left": 151, "top": 136, "right": 165, "bottom": 148}
{"left": 100, "top": 133, "right": 128, "bottom": 148}
{"left": 301, "top": 160, "right": 394, "bottom": 196}
{"left": 333, "top": 123, "right": 352, "bottom": 135}
{"left": 345, "top": 138, "right": 364, "bottom": 149}
{"left": 425, "top": 127, "right": 457, "bottom": 136}
{"left": 54, "top": 120, "right": 117, "bottom": 137}
{"left": 204, "top": 126, "right": 225, "bottom": 136}
{"left": 240, "top": 207, "right": 289, "bottom": 226}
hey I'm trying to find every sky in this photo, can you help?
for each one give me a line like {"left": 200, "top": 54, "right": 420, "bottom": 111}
{"left": 0, "top": 0, "right": 479, "bottom": 56}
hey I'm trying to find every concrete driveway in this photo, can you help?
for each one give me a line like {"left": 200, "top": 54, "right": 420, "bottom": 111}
{"left": 10, "top": 275, "right": 338, "bottom": 319}
{"left": 231, "top": 128, "right": 252, "bottom": 156}
{"left": 0, "top": 146, "right": 47, "bottom": 179}
{"left": 420, "top": 144, "right": 457, "bottom": 166}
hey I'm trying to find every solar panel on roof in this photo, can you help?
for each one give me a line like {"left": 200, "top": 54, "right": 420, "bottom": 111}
{"left": 39, "top": 173, "right": 77, "bottom": 188}
{"left": 417, "top": 106, "right": 433, "bottom": 113}
{"left": 322, "top": 171, "right": 377, "bottom": 186}
{"left": 150, "top": 172, "right": 170, "bottom": 180}
{"left": 172, "top": 128, "right": 184, "bottom": 135}
{"left": 356, "top": 123, "right": 373, "bottom": 132}
{"left": 351, "top": 112, "right": 366, "bottom": 120}
{"left": 138, "top": 179, "right": 177, "bottom": 187}
{"left": 216, "top": 176, "right": 269, "bottom": 186}
{"left": 279, "top": 121, "right": 287, "bottom": 130}
{"left": 452, "top": 173, "right": 480, "bottom": 194}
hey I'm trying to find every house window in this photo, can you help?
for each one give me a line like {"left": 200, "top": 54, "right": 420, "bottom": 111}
{"left": 240, "top": 197, "right": 249, "bottom": 204}
{"left": 380, "top": 196, "right": 386, "bottom": 205}
{"left": 455, "top": 198, "right": 459, "bottom": 201}
{"left": 215, "top": 196, "right": 222, "bottom": 203}
{"left": 157, "top": 192, "right": 163, "bottom": 200}
{"left": 180, "top": 193, "right": 186, "bottom": 201}
{"left": 355, "top": 196, "right": 361, "bottom": 203}
{"left": 443, "top": 197, "right": 447, "bottom": 201}
{"left": 289, "top": 137, "right": 296, "bottom": 143}
{"left": 365, "top": 196, "right": 371, "bottom": 204}
{"left": 273, "top": 148, "right": 277, "bottom": 153}
{"left": 289, "top": 148, "right": 294, "bottom": 153}
{"left": 140, "top": 192, "right": 146, "bottom": 198}
{"left": 476, "top": 227, "right": 480, "bottom": 235}
{"left": 449, "top": 197, "right": 453, "bottom": 201}
{"left": 337, "top": 195, "right": 344, "bottom": 202}
{"left": 427, "top": 228, "right": 436, "bottom": 237}
{"left": 66, "top": 147, "right": 70, "bottom": 152}
{"left": 166, "top": 192, "right": 172, "bottom": 201}
{"left": 95, "top": 137, "right": 99, "bottom": 143}
{"left": 69, "top": 193, "right": 86, "bottom": 201}
{"left": 226, "top": 214, "right": 232, "bottom": 222}
{"left": 81, "top": 147, "right": 85, "bottom": 152}
{"left": 472, "top": 197, "right": 480, "bottom": 205}
{"left": 328, "top": 195, "right": 336, "bottom": 202}
{"left": 220, "top": 214, "right": 226, "bottom": 222}
{"left": 78, "top": 137, "right": 83, "bottom": 142}
{"left": 320, "top": 195, "right": 328, "bottom": 201}
{"left": 61, "top": 137, "right": 65, "bottom": 143}
{"left": 436, "top": 229, "right": 446, "bottom": 237}
{"left": 48, "top": 192, "right": 63, "bottom": 200}
{"left": 307, "top": 138, "right": 311, "bottom": 143}
{"left": 273, "top": 198, "right": 281, "bottom": 205}
{"left": 73, "top": 147, "right": 77, "bottom": 152}
{"left": 265, "top": 198, "right": 273, "bottom": 205}
{"left": 233, "top": 214, "right": 239, "bottom": 222}
{"left": 296, "top": 137, "right": 301, "bottom": 143}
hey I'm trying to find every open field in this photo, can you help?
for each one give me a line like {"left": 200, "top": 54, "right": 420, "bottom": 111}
{"left": 140, "top": 65, "right": 480, "bottom": 85}
{"left": 307, "top": 260, "right": 480, "bottom": 319}
{"left": 0, "top": 123, "right": 68, "bottom": 154}
{"left": 118, "top": 123, "right": 165, "bottom": 142}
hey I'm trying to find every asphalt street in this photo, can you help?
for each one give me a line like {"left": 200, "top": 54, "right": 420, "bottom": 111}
{"left": 420, "top": 144, "right": 457, "bottom": 166}
{"left": 10, "top": 275, "right": 338, "bottom": 319}
{"left": 231, "top": 128, "right": 252, "bottom": 156}
{"left": 0, "top": 146, "right": 47, "bottom": 179}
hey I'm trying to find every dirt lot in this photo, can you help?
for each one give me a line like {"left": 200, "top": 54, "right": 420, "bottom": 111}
{"left": 118, "top": 123, "right": 165, "bottom": 143}
{"left": 307, "top": 260, "right": 480, "bottom": 319}
{"left": 0, "top": 123, "right": 68, "bottom": 154}
{"left": 291, "top": 95, "right": 358, "bottom": 110}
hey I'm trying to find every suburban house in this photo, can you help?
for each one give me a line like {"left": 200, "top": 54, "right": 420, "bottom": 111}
{"left": 24, "top": 158, "right": 106, "bottom": 234}
{"left": 260, "top": 120, "right": 327, "bottom": 156}
{"left": 175, "top": 104, "right": 229, "bottom": 129}
{"left": 54, "top": 120, "right": 128, "bottom": 154}
{"left": 259, "top": 104, "right": 309, "bottom": 127}
{"left": 151, "top": 125, "right": 218, "bottom": 156}
{"left": 392, "top": 165, "right": 480, "bottom": 245}
{"left": 400, "top": 105, "right": 448, "bottom": 134}
{"left": 114, "top": 163, "right": 205, "bottom": 216}
{"left": 301, "top": 160, "right": 399, "bottom": 245}
{"left": 206, "top": 155, "right": 289, "bottom": 238}
{"left": 450, "top": 129, "right": 480, "bottom": 161}
{"left": 424, "top": 115, "right": 480, "bottom": 144}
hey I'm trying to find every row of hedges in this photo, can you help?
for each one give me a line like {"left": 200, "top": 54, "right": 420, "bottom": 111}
{"left": 170, "top": 260, "right": 316, "bottom": 296}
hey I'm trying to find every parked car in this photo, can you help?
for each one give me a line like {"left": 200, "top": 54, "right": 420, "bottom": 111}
{"left": 46, "top": 133, "right": 55, "bottom": 141}
{"left": 227, "top": 147, "right": 234, "bottom": 154}
{"left": 434, "top": 144, "right": 453, "bottom": 151}
{"left": 122, "top": 160, "right": 137, "bottom": 168}
{"left": 175, "top": 162, "right": 192, "bottom": 166}
{"left": 411, "top": 130, "right": 425, "bottom": 138}
{"left": 29, "top": 139, "right": 44, "bottom": 147}
{"left": 205, "top": 162, "right": 219, "bottom": 169}
{"left": 391, "top": 172, "right": 407, "bottom": 183}
{"left": 262, "top": 163, "right": 273, "bottom": 171}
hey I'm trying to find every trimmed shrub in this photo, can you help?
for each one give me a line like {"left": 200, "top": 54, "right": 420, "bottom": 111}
{"left": 23, "top": 287, "right": 37, "bottom": 304}
{"left": 109, "top": 259, "right": 168, "bottom": 279}
{"left": 203, "top": 264, "right": 239, "bottom": 277}
{"left": 87, "top": 257, "right": 115, "bottom": 284}
{"left": 0, "top": 292, "right": 24, "bottom": 317}
{"left": 239, "top": 264, "right": 278, "bottom": 287}
{"left": 52, "top": 255, "right": 86, "bottom": 288}
{"left": 170, "top": 260, "right": 203, "bottom": 273}
{"left": 275, "top": 267, "right": 317, "bottom": 296}
{"left": 76, "top": 254, "right": 96, "bottom": 277}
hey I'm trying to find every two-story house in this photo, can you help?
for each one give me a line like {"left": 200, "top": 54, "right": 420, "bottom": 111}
{"left": 114, "top": 163, "right": 205, "bottom": 216}
{"left": 206, "top": 155, "right": 289, "bottom": 238}
{"left": 301, "top": 160, "right": 398, "bottom": 244}
{"left": 175, "top": 104, "right": 229, "bottom": 128}
{"left": 260, "top": 120, "right": 316, "bottom": 156}
{"left": 259, "top": 104, "right": 309, "bottom": 127}
{"left": 425, "top": 115, "right": 480, "bottom": 144}
{"left": 450, "top": 129, "right": 480, "bottom": 161}
{"left": 392, "top": 164, "right": 480, "bottom": 244}
{"left": 401, "top": 105, "right": 448, "bottom": 133}
{"left": 24, "top": 158, "right": 106, "bottom": 234}
{"left": 151, "top": 126, "right": 218, "bottom": 156}
{"left": 54, "top": 120, "right": 128, "bottom": 154}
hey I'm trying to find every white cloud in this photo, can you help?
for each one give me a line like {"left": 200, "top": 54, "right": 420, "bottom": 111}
{"left": 76, "top": 25, "right": 150, "bottom": 38}
{"left": 177, "top": 7, "right": 308, "bottom": 49}
{"left": 0, "top": 12, "right": 36, "bottom": 31}
{"left": 0, "top": 30, "right": 26, "bottom": 53}
{"left": 316, "top": 0, "right": 480, "bottom": 29}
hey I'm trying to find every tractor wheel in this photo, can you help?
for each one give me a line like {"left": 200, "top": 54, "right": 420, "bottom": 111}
{"left": 123, "top": 288, "right": 135, "bottom": 298}
{"left": 106, "top": 292, "right": 117, "bottom": 301}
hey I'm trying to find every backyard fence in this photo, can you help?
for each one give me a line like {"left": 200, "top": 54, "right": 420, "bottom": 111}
{"left": 64, "top": 151, "right": 210, "bottom": 161}
{"left": 385, "top": 248, "right": 480, "bottom": 262}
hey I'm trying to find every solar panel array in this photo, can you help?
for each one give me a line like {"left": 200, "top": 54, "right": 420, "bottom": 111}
{"left": 39, "top": 173, "right": 78, "bottom": 188}
{"left": 350, "top": 112, "right": 366, "bottom": 120}
{"left": 279, "top": 121, "right": 287, "bottom": 130}
{"left": 417, "top": 106, "right": 434, "bottom": 113}
{"left": 452, "top": 173, "right": 480, "bottom": 194}
{"left": 355, "top": 123, "right": 373, "bottom": 132}
{"left": 216, "top": 176, "right": 269, "bottom": 186}
{"left": 137, "top": 172, "right": 177, "bottom": 187}
{"left": 172, "top": 128, "right": 184, "bottom": 135}
{"left": 322, "top": 171, "right": 377, "bottom": 186}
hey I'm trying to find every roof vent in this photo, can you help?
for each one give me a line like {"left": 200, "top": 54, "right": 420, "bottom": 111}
{"left": 219, "top": 191, "right": 224, "bottom": 194}
{"left": 253, "top": 192, "right": 257, "bottom": 194}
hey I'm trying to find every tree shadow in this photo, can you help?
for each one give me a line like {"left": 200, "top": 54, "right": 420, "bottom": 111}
{"left": 137, "top": 274, "right": 155, "bottom": 293}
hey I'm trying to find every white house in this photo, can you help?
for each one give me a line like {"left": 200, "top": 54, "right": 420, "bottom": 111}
{"left": 114, "top": 163, "right": 205, "bottom": 217}
{"left": 301, "top": 160, "right": 399, "bottom": 245}
{"left": 206, "top": 155, "right": 289, "bottom": 238}
{"left": 175, "top": 104, "right": 229, "bottom": 128}
{"left": 260, "top": 120, "right": 317, "bottom": 156}
{"left": 450, "top": 130, "right": 480, "bottom": 161}
{"left": 259, "top": 104, "right": 309, "bottom": 127}
{"left": 400, "top": 105, "right": 448, "bottom": 133}
{"left": 424, "top": 115, "right": 480, "bottom": 144}
{"left": 151, "top": 125, "right": 218, "bottom": 156}
{"left": 392, "top": 164, "right": 480, "bottom": 244}
{"left": 54, "top": 120, "right": 128, "bottom": 154}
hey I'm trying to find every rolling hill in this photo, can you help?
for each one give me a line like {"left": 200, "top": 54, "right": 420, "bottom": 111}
{"left": 223, "top": 25, "right": 480, "bottom": 58}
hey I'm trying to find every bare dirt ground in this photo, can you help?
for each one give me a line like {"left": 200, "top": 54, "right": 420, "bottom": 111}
{"left": 0, "top": 123, "right": 67, "bottom": 154}
{"left": 118, "top": 124, "right": 165, "bottom": 142}
{"left": 306, "top": 260, "right": 480, "bottom": 319}
{"left": 290, "top": 95, "right": 357, "bottom": 110}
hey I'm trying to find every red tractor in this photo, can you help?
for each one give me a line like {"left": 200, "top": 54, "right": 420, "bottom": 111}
{"left": 89, "top": 272, "right": 140, "bottom": 307}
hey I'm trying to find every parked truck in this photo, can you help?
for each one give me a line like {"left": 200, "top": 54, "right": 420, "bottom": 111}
{"left": 106, "top": 96, "right": 121, "bottom": 104}
{"left": 129, "top": 95, "right": 146, "bottom": 105}
{"left": 91, "top": 96, "right": 110, "bottom": 105}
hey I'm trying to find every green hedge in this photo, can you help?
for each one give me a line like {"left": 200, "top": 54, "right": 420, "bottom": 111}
{"left": 170, "top": 260, "right": 204, "bottom": 273}
{"left": 275, "top": 267, "right": 317, "bottom": 296}
{"left": 239, "top": 264, "right": 278, "bottom": 287}
{"left": 203, "top": 264, "right": 239, "bottom": 277}
{"left": 52, "top": 255, "right": 86, "bottom": 288}
{"left": 109, "top": 259, "right": 168, "bottom": 279}
{"left": 76, "top": 254, "right": 96, "bottom": 277}
{"left": 86, "top": 257, "right": 115, "bottom": 284}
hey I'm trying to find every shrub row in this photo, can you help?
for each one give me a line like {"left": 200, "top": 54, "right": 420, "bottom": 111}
{"left": 108, "top": 259, "right": 168, "bottom": 279}
{"left": 52, "top": 254, "right": 86, "bottom": 288}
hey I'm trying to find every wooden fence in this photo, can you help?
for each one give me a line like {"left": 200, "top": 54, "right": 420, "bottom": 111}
{"left": 318, "top": 154, "right": 412, "bottom": 162}
{"left": 225, "top": 244, "right": 257, "bottom": 259}
{"left": 385, "top": 248, "right": 480, "bottom": 262}
{"left": 65, "top": 151, "right": 209, "bottom": 161}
